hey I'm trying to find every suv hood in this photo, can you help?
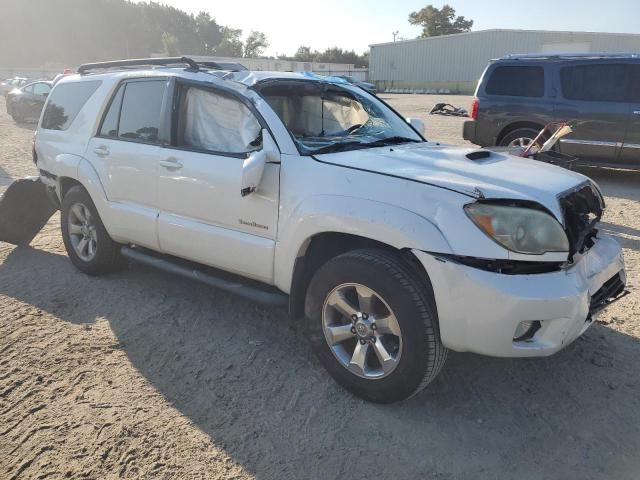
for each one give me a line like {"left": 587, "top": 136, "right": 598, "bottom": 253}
{"left": 315, "top": 142, "right": 590, "bottom": 219}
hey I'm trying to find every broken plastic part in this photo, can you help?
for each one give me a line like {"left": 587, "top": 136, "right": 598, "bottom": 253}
{"left": 0, "top": 177, "right": 58, "bottom": 246}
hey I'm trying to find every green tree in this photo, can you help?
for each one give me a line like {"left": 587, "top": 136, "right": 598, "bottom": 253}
{"left": 408, "top": 4, "right": 473, "bottom": 37}
{"left": 244, "top": 31, "right": 269, "bottom": 58}
{"left": 161, "top": 32, "right": 180, "bottom": 56}
{"left": 195, "top": 11, "right": 222, "bottom": 54}
{"left": 216, "top": 27, "right": 244, "bottom": 57}
{"left": 293, "top": 46, "right": 313, "bottom": 62}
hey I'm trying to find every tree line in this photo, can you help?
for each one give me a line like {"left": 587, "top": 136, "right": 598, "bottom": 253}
{"left": 0, "top": 0, "right": 368, "bottom": 68}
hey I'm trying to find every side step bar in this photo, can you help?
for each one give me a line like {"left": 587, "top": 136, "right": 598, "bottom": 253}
{"left": 121, "top": 246, "right": 288, "bottom": 306}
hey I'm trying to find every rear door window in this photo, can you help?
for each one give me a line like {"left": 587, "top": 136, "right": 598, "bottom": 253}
{"left": 485, "top": 66, "right": 545, "bottom": 97}
{"left": 560, "top": 64, "right": 630, "bottom": 102}
{"left": 41, "top": 81, "right": 101, "bottom": 130}
{"left": 116, "top": 80, "right": 166, "bottom": 144}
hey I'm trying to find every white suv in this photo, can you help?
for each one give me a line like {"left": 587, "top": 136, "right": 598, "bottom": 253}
{"left": 33, "top": 57, "right": 627, "bottom": 403}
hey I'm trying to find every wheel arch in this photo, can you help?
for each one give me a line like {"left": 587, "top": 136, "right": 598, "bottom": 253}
{"left": 287, "top": 232, "right": 436, "bottom": 321}
{"left": 495, "top": 121, "right": 545, "bottom": 146}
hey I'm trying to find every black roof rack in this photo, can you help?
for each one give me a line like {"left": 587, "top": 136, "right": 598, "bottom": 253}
{"left": 78, "top": 56, "right": 200, "bottom": 74}
{"left": 77, "top": 56, "right": 249, "bottom": 75}
{"left": 499, "top": 52, "right": 639, "bottom": 61}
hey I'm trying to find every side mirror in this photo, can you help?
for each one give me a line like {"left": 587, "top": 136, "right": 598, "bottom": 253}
{"left": 241, "top": 150, "right": 267, "bottom": 197}
{"left": 241, "top": 129, "right": 277, "bottom": 197}
{"left": 407, "top": 117, "right": 425, "bottom": 136}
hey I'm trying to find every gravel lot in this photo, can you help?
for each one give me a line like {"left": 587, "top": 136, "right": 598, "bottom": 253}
{"left": 1, "top": 94, "right": 639, "bottom": 480}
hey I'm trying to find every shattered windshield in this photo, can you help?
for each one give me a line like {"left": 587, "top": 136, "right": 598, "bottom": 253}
{"left": 257, "top": 81, "right": 424, "bottom": 155}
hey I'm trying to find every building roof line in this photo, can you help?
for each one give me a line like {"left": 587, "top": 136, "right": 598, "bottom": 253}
{"left": 369, "top": 28, "right": 640, "bottom": 48}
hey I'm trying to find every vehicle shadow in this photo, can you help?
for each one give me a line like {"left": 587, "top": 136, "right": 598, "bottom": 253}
{"left": 599, "top": 221, "right": 640, "bottom": 252}
{"left": 576, "top": 166, "right": 640, "bottom": 203}
{"left": 0, "top": 245, "right": 639, "bottom": 480}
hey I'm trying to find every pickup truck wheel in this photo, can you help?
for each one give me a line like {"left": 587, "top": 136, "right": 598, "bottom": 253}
{"left": 305, "top": 249, "right": 447, "bottom": 403}
{"left": 61, "top": 186, "right": 123, "bottom": 275}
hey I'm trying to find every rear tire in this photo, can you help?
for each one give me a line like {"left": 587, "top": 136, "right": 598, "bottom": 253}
{"left": 61, "top": 186, "right": 124, "bottom": 275}
{"left": 498, "top": 127, "right": 542, "bottom": 149}
{"left": 305, "top": 249, "right": 447, "bottom": 403}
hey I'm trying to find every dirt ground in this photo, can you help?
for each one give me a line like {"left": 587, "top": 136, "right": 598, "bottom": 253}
{"left": 0, "top": 94, "right": 639, "bottom": 480}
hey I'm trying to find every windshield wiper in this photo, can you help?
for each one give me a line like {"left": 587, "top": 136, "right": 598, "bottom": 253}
{"left": 310, "top": 141, "right": 365, "bottom": 155}
{"left": 365, "top": 136, "right": 421, "bottom": 147}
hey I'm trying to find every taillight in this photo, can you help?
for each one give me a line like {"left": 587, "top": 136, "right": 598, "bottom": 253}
{"left": 470, "top": 97, "right": 479, "bottom": 120}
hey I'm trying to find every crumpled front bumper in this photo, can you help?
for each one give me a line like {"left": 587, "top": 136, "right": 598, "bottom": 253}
{"left": 414, "top": 234, "right": 626, "bottom": 357}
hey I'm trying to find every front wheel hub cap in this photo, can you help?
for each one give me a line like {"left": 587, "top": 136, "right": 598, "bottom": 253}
{"left": 322, "top": 283, "right": 403, "bottom": 379}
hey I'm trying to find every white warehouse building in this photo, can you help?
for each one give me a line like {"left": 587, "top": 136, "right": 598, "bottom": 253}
{"left": 369, "top": 29, "right": 640, "bottom": 94}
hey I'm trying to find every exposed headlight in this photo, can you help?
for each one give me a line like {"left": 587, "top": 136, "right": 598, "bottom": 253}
{"left": 464, "top": 203, "right": 569, "bottom": 255}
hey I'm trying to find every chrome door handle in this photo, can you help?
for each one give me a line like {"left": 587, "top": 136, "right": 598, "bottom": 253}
{"left": 93, "top": 145, "right": 110, "bottom": 157}
{"left": 159, "top": 158, "right": 183, "bottom": 169}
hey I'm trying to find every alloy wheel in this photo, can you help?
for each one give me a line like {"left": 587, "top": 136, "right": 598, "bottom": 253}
{"left": 322, "top": 283, "right": 402, "bottom": 379}
{"left": 68, "top": 202, "right": 98, "bottom": 262}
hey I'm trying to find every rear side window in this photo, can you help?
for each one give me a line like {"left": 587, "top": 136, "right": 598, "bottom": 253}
{"left": 99, "top": 80, "right": 166, "bottom": 144}
{"left": 41, "top": 81, "right": 101, "bottom": 130}
{"left": 485, "top": 66, "right": 545, "bottom": 97}
{"left": 561, "top": 64, "right": 630, "bottom": 102}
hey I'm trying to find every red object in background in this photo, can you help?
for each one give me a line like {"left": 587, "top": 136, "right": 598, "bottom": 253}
{"left": 470, "top": 97, "right": 479, "bottom": 120}
{"left": 63, "top": 68, "right": 73, "bottom": 75}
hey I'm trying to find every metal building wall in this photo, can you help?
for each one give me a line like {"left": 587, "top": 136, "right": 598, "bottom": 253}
{"left": 370, "top": 30, "right": 640, "bottom": 94}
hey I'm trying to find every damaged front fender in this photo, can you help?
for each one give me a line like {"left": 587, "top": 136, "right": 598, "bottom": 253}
{"left": 0, "top": 177, "right": 58, "bottom": 246}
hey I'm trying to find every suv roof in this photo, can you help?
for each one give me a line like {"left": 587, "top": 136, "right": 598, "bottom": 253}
{"left": 73, "top": 56, "right": 352, "bottom": 89}
{"left": 495, "top": 52, "right": 640, "bottom": 62}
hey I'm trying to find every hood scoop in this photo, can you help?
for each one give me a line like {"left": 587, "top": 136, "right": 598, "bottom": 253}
{"left": 466, "top": 150, "right": 492, "bottom": 161}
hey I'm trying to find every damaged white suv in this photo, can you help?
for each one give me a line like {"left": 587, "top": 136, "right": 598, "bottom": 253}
{"left": 29, "top": 57, "right": 626, "bottom": 403}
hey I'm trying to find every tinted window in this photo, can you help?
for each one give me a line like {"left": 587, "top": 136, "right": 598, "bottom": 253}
{"left": 176, "top": 86, "right": 261, "bottom": 154}
{"left": 99, "top": 84, "right": 125, "bottom": 138}
{"left": 32, "top": 83, "right": 50, "bottom": 96}
{"left": 22, "top": 84, "right": 34, "bottom": 94}
{"left": 118, "top": 80, "right": 166, "bottom": 143}
{"left": 41, "top": 81, "right": 101, "bottom": 130}
{"left": 630, "top": 65, "right": 640, "bottom": 103}
{"left": 485, "top": 66, "right": 545, "bottom": 97}
{"left": 561, "top": 64, "right": 630, "bottom": 102}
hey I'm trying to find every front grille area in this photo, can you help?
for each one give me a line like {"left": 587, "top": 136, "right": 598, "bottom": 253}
{"left": 590, "top": 273, "right": 626, "bottom": 315}
{"left": 559, "top": 182, "right": 604, "bottom": 260}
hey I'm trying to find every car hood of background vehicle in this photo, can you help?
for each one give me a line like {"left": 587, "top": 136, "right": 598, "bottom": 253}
{"left": 315, "top": 142, "right": 590, "bottom": 219}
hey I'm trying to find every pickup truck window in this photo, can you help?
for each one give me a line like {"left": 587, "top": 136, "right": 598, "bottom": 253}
{"left": 258, "top": 81, "right": 422, "bottom": 155}
{"left": 175, "top": 86, "right": 262, "bottom": 154}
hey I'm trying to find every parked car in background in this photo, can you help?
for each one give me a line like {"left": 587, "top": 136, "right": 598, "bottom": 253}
{"left": 463, "top": 53, "right": 640, "bottom": 169}
{"left": 0, "top": 77, "right": 28, "bottom": 97}
{"left": 334, "top": 75, "right": 377, "bottom": 94}
{"left": 6, "top": 80, "right": 52, "bottom": 122}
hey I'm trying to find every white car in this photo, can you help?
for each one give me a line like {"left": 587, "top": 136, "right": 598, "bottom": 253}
{"left": 32, "top": 57, "right": 626, "bottom": 403}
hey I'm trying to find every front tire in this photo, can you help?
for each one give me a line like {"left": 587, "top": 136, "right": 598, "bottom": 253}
{"left": 61, "top": 186, "right": 123, "bottom": 275}
{"left": 305, "top": 249, "right": 447, "bottom": 403}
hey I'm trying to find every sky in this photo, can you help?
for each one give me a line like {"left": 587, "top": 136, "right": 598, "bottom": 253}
{"left": 150, "top": 0, "right": 640, "bottom": 56}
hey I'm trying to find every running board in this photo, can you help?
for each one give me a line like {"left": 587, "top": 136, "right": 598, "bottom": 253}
{"left": 121, "top": 246, "right": 288, "bottom": 306}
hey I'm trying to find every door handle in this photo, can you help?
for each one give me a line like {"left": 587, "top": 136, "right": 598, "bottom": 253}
{"left": 159, "top": 158, "right": 183, "bottom": 170}
{"left": 633, "top": 111, "right": 640, "bottom": 115}
{"left": 93, "top": 145, "right": 110, "bottom": 157}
